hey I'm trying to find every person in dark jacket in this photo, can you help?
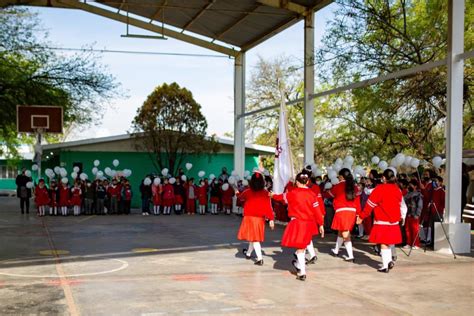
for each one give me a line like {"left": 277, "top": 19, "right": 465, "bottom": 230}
{"left": 140, "top": 178, "right": 152, "bottom": 216}
{"left": 16, "top": 168, "right": 32, "bottom": 214}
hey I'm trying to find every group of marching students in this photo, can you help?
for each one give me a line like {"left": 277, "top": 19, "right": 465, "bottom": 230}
{"left": 236, "top": 166, "right": 446, "bottom": 281}
{"left": 25, "top": 176, "right": 133, "bottom": 217}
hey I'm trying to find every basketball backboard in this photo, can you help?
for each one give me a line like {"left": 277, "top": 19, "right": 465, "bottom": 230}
{"left": 16, "top": 105, "right": 63, "bottom": 134}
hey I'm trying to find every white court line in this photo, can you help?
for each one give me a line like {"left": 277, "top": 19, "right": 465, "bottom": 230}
{"left": 221, "top": 307, "right": 242, "bottom": 312}
{"left": 141, "top": 313, "right": 167, "bottom": 316}
{"left": 183, "top": 309, "right": 208, "bottom": 313}
{"left": 0, "top": 258, "right": 128, "bottom": 278}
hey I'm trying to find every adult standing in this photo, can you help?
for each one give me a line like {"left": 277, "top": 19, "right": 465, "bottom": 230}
{"left": 218, "top": 167, "right": 229, "bottom": 182}
{"left": 16, "top": 168, "right": 32, "bottom": 214}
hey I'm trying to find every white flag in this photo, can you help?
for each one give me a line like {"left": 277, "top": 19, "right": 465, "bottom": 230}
{"left": 273, "top": 90, "right": 295, "bottom": 194}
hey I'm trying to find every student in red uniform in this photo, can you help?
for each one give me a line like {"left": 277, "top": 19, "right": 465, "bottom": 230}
{"left": 426, "top": 176, "right": 445, "bottom": 246}
{"left": 209, "top": 179, "right": 220, "bottom": 214}
{"left": 107, "top": 178, "right": 120, "bottom": 215}
{"left": 221, "top": 181, "right": 234, "bottom": 215}
{"left": 152, "top": 178, "right": 162, "bottom": 215}
{"left": 174, "top": 177, "right": 185, "bottom": 215}
{"left": 162, "top": 178, "right": 175, "bottom": 215}
{"left": 237, "top": 171, "right": 274, "bottom": 265}
{"left": 59, "top": 179, "right": 70, "bottom": 216}
{"left": 70, "top": 180, "right": 82, "bottom": 216}
{"left": 35, "top": 179, "right": 50, "bottom": 217}
{"left": 122, "top": 180, "right": 133, "bottom": 215}
{"left": 185, "top": 178, "right": 197, "bottom": 215}
{"left": 272, "top": 173, "right": 325, "bottom": 281}
{"left": 403, "top": 180, "right": 423, "bottom": 249}
{"left": 197, "top": 180, "right": 208, "bottom": 215}
{"left": 357, "top": 169, "right": 405, "bottom": 273}
{"left": 325, "top": 168, "right": 360, "bottom": 262}
{"left": 48, "top": 179, "right": 59, "bottom": 216}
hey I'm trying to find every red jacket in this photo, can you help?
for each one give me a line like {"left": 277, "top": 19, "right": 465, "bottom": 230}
{"left": 107, "top": 185, "right": 121, "bottom": 200}
{"left": 309, "top": 183, "right": 325, "bottom": 215}
{"left": 221, "top": 187, "right": 234, "bottom": 205}
{"left": 326, "top": 180, "right": 361, "bottom": 214}
{"left": 238, "top": 189, "right": 274, "bottom": 220}
{"left": 59, "top": 185, "right": 70, "bottom": 206}
{"left": 430, "top": 186, "right": 445, "bottom": 216}
{"left": 70, "top": 187, "right": 82, "bottom": 206}
{"left": 35, "top": 186, "right": 50, "bottom": 206}
{"left": 359, "top": 183, "right": 402, "bottom": 223}
{"left": 196, "top": 185, "right": 208, "bottom": 205}
{"left": 273, "top": 187, "right": 324, "bottom": 225}
{"left": 162, "top": 183, "right": 175, "bottom": 200}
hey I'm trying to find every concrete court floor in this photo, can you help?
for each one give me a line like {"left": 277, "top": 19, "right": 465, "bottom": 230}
{"left": 0, "top": 197, "right": 472, "bottom": 316}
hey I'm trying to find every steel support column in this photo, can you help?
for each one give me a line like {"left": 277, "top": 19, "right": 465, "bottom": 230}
{"left": 303, "top": 12, "right": 315, "bottom": 164}
{"left": 234, "top": 52, "right": 246, "bottom": 177}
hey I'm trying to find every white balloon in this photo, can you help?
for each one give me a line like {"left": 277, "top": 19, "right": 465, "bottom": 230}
{"left": 324, "top": 182, "right": 333, "bottom": 190}
{"left": 432, "top": 156, "right": 442, "bottom": 168}
{"left": 388, "top": 166, "right": 398, "bottom": 177}
{"left": 263, "top": 170, "right": 270, "bottom": 177}
{"left": 404, "top": 156, "right": 412, "bottom": 166}
{"left": 110, "top": 170, "right": 117, "bottom": 177}
{"left": 342, "top": 163, "right": 352, "bottom": 170}
{"left": 122, "top": 169, "right": 132, "bottom": 177}
{"left": 92, "top": 167, "right": 98, "bottom": 175}
{"left": 104, "top": 167, "right": 112, "bottom": 176}
{"left": 344, "top": 156, "right": 354, "bottom": 165}
{"left": 153, "top": 177, "right": 161, "bottom": 185}
{"left": 61, "top": 177, "right": 68, "bottom": 184}
{"left": 335, "top": 158, "right": 343, "bottom": 165}
{"left": 185, "top": 163, "right": 192, "bottom": 170}
{"left": 328, "top": 170, "right": 337, "bottom": 180}
{"left": 96, "top": 171, "right": 104, "bottom": 178}
{"left": 54, "top": 166, "right": 61, "bottom": 174}
{"left": 93, "top": 160, "right": 100, "bottom": 167}
{"left": 378, "top": 160, "right": 388, "bottom": 170}
{"left": 71, "top": 172, "right": 77, "bottom": 179}
{"left": 330, "top": 177, "right": 339, "bottom": 185}
{"left": 222, "top": 183, "right": 229, "bottom": 191}
{"left": 395, "top": 153, "right": 405, "bottom": 166}
{"left": 31, "top": 164, "right": 38, "bottom": 171}
{"left": 181, "top": 175, "right": 187, "bottom": 182}
{"left": 314, "top": 169, "right": 322, "bottom": 177}
{"left": 410, "top": 158, "right": 420, "bottom": 168}
{"left": 80, "top": 173, "right": 88, "bottom": 181}
{"left": 242, "top": 179, "right": 249, "bottom": 186}
{"left": 161, "top": 168, "right": 169, "bottom": 176}
{"left": 371, "top": 156, "right": 380, "bottom": 165}
{"left": 26, "top": 181, "right": 34, "bottom": 189}
{"left": 390, "top": 158, "right": 398, "bottom": 168}
{"left": 73, "top": 166, "right": 80, "bottom": 173}
{"left": 169, "top": 177, "right": 176, "bottom": 184}
{"left": 60, "top": 168, "right": 67, "bottom": 178}
{"left": 231, "top": 170, "right": 238, "bottom": 176}
{"left": 143, "top": 177, "right": 152, "bottom": 186}
{"left": 113, "top": 159, "right": 119, "bottom": 167}
{"left": 209, "top": 174, "right": 215, "bottom": 180}
{"left": 45, "top": 168, "right": 54, "bottom": 178}
{"left": 25, "top": 170, "right": 32, "bottom": 177}
{"left": 228, "top": 176, "right": 236, "bottom": 185}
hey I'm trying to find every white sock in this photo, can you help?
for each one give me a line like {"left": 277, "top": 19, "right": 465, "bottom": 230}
{"left": 306, "top": 241, "right": 316, "bottom": 258}
{"left": 344, "top": 241, "right": 354, "bottom": 259}
{"left": 334, "top": 236, "right": 343, "bottom": 253}
{"left": 296, "top": 252, "right": 306, "bottom": 275}
{"left": 381, "top": 248, "right": 391, "bottom": 269}
{"left": 49, "top": 207, "right": 53, "bottom": 215}
{"left": 358, "top": 224, "right": 364, "bottom": 236}
{"left": 247, "top": 242, "right": 254, "bottom": 257}
{"left": 253, "top": 242, "right": 262, "bottom": 261}
{"left": 427, "top": 227, "right": 432, "bottom": 242}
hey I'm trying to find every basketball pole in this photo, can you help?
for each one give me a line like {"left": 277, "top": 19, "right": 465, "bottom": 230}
{"left": 34, "top": 128, "right": 43, "bottom": 181}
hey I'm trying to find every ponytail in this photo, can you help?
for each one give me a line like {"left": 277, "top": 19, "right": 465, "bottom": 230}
{"left": 339, "top": 168, "right": 355, "bottom": 201}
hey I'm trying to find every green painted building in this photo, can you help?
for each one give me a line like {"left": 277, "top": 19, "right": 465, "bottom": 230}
{"left": 39, "top": 134, "right": 273, "bottom": 208}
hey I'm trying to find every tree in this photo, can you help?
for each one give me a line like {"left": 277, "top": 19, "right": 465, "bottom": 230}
{"left": 131, "top": 82, "right": 220, "bottom": 175}
{"left": 314, "top": 0, "right": 473, "bottom": 162}
{"left": 0, "top": 7, "right": 120, "bottom": 157}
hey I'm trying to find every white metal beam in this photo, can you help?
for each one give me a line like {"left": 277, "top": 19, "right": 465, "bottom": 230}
{"left": 445, "top": 0, "right": 464, "bottom": 224}
{"left": 234, "top": 52, "right": 246, "bottom": 177}
{"left": 304, "top": 12, "right": 315, "bottom": 164}
{"left": 258, "top": 0, "right": 307, "bottom": 15}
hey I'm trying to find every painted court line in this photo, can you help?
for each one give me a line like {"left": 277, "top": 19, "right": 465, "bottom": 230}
{"left": 220, "top": 307, "right": 242, "bottom": 312}
{"left": 183, "top": 309, "right": 209, "bottom": 313}
{"left": 77, "top": 215, "right": 96, "bottom": 223}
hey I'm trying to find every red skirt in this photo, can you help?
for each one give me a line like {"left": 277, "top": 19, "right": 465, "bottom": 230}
{"left": 163, "top": 198, "right": 174, "bottom": 207}
{"left": 369, "top": 223, "right": 402, "bottom": 245}
{"left": 174, "top": 195, "right": 183, "bottom": 205}
{"left": 152, "top": 195, "right": 162, "bottom": 206}
{"left": 281, "top": 219, "right": 317, "bottom": 249}
{"left": 331, "top": 209, "right": 356, "bottom": 231}
{"left": 237, "top": 216, "right": 265, "bottom": 242}
{"left": 210, "top": 196, "right": 219, "bottom": 204}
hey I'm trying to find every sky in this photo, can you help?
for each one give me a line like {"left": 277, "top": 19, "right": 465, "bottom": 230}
{"left": 28, "top": 3, "right": 334, "bottom": 141}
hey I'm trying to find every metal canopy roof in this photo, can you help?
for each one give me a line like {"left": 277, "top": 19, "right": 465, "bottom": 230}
{"left": 0, "top": 0, "right": 332, "bottom": 55}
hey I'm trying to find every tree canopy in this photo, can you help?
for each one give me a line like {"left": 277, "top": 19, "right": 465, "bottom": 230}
{"left": 131, "top": 82, "right": 220, "bottom": 175}
{"left": 0, "top": 7, "right": 119, "bottom": 158}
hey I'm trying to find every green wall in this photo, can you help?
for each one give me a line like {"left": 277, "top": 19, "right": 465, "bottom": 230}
{"left": 43, "top": 151, "right": 260, "bottom": 208}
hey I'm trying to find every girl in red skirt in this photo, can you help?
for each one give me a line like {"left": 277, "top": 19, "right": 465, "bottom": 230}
{"left": 272, "top": 173, "right": 325, "bottom": 281}
{"left": 35, "top": 179, "right": 50, "bottom": 217}
{"left": 357, "top": 168, "right": 404, "bottom": 273}
{"left": 221, "top": 182, "right": 234, "bottom": 215}
{"left": 152, "top": 178, "right": 162, "bottom": 215}
{"left": 48, "top": 180, "right": 59, "bottom": 216}
{"left": 59, "top": 179, "right": 70, "bottom": 216}
{"left": 237, "top": 172, "right": 275, "bottom": 265}
{"left": 162, "top": 178, "right": 175, "bottom": 215}
{"left": 325, "top": 168, "right": 360, "bottom": 262}
{"left": 197, "top": 180, "right": 208, "bottom": 215}
{"left": 70, "top": 180, "right": 82, "bottom": 216}
{"left": 209, "top": 179, "right": 220, "bottom": 214}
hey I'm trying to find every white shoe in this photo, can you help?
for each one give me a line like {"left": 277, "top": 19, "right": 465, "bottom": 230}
{"left": 402, "top": 245, "right": 410, "bottom": 249}
{"left": 412, "top": 246, "right": 419, "bottom": 250}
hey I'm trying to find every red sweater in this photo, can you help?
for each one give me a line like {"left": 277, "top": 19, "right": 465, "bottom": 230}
{"left": 326, "top": 180, "right": 361, "bottom": 214}
{"left": 359, "top": 183, "right": 402, "bottom": 223}
{"left": 309, "top": 183, "right": 325, "bottom": 215}
{"left": 35, "top": 186, "right": 50, "bottom": 206}
{"left": 238, "top": 189, "right": 274, "bottom": 220}
{"left": 273, "top": 187, "right": 324, "bottom": 225}
{"left": 430, "top": 186, "right": 445, "bottom": 216}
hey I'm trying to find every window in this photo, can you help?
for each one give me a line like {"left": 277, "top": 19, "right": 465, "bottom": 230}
{"left": 0, "top": 166, "right": 19, "bottom": 179}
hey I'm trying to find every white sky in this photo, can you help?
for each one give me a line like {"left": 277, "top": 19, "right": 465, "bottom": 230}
{"left": 29, "top": 5, "right": 334, "bottom": 141}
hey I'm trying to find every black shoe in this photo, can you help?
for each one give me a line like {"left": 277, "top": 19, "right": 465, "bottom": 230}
{"left": 306, "top": 256, "right": 317, "bottom": 264}
{"left": 330, "top": 249, "right": 339, "bottom": 257}
{"left": 242, "top": 249, "right": 251, "bottom": 260}
{"left": 377, "top": 267, "right": 389, "bottom": 273}
{"left": 342, "top": 255, "right": 355, "bottom": 263}
{"left": 254, "top": 259, "right": 264, "bottom": 266}
{"left": 291, "top": 260, "right": 300, "bottom": 273}
{"left": 392, "top": 256, "right": 397, "bottom": 262}
{"left": 296, "top": 274, "right": 306, "bottom": 281}
{"left": 293, "top": 253, "right": 298, "bottom": 260}
{"left": 388, "top": 261, "right": 395, "bottom": 270}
